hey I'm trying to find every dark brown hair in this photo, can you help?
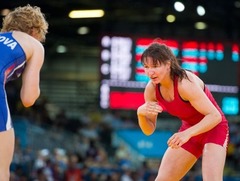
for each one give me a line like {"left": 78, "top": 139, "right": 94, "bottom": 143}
{"left": 141, "top": 41, "right": 188, "bottom": 81}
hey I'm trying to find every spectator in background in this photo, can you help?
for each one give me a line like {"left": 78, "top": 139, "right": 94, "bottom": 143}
{"left": 85, "top": 140, "right": 99, "bottom": 161}
{"left": 64, "top": 153, "right": 82, "bottom": 181}
{"left": 0, "top": 4, "right": 48, "bottom": 181}
{"left": 115, "top": 144, "right": 131, "bottom": 169}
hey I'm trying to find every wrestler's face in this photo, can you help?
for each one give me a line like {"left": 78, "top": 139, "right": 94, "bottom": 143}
{"left": 143, "top": 56, "right": 170, "bottom": 84}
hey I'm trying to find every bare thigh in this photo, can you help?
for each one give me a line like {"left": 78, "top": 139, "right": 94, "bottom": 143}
{"left": 155, "top": 147, "right": 197, "bottom": 181}
{"left": 202, "top": 143, "right": 226, "bottom": 181}
{"left": 0, "top": 128, "right": 15, "bottom": 171}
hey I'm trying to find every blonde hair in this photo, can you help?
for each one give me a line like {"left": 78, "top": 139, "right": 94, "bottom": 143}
{"left": 1, "top": 4, "right": 48, "bottom": 42}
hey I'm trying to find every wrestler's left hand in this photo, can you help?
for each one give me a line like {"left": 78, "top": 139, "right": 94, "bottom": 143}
{"left": 167, "top": 131, "right": 191, "bottom": 149}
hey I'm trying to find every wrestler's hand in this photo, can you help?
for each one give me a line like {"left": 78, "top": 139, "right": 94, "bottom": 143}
{"left": 137, "top": 102, "right": 163, "bottom": 136}
{"left": 167, "top": 131, "right": 191, "bottom": 149}
{"left": 145, "top": 101, "right": 163, "bottom": 116}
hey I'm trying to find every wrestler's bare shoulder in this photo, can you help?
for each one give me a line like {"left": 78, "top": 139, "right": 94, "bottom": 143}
{"left": 12, "top": 31, "right": 44, "bottom": 59}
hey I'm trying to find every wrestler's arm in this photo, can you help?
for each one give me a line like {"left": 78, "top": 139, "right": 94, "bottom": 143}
{"left": 20, "top": 36, "right": 45, "bottom": 107}
{"left": 167, "top": 72, "right": 222, "bottom": 149}
{"left": 179, "top": 73, "right": 222, "bottom": 137}
{"left": 137, "top": 81, "right": 163, "bottom": 135}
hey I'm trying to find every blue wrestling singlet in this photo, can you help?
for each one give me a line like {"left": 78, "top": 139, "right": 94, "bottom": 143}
{"left": 0, "top": 32, "right": 26, "bottom": 131}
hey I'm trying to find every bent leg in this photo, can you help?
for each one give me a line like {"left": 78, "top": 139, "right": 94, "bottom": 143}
{"left": 202, "top": 143, "right": 226, "bottom": 181}
{"left": 155, "top": 147, "right": 197, "bottom": 181}
{"left": 0, "top": 128, "right": 15, "bottom": 181}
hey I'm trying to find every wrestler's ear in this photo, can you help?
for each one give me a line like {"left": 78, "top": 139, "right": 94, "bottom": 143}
{"left": 30, "top": 28, "right": 43, "bottom": 42}
{"left": 166, "top": 61, "right": 171, "bottom": 70}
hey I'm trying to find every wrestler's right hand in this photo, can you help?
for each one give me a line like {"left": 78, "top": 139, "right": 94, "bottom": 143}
{"left": 145, "top": 101, "right": 163, "bottom": 116}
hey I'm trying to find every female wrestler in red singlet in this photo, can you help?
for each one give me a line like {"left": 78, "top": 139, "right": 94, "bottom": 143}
{"left": 137, "top": 41, "right": 229, "bottom": 181}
